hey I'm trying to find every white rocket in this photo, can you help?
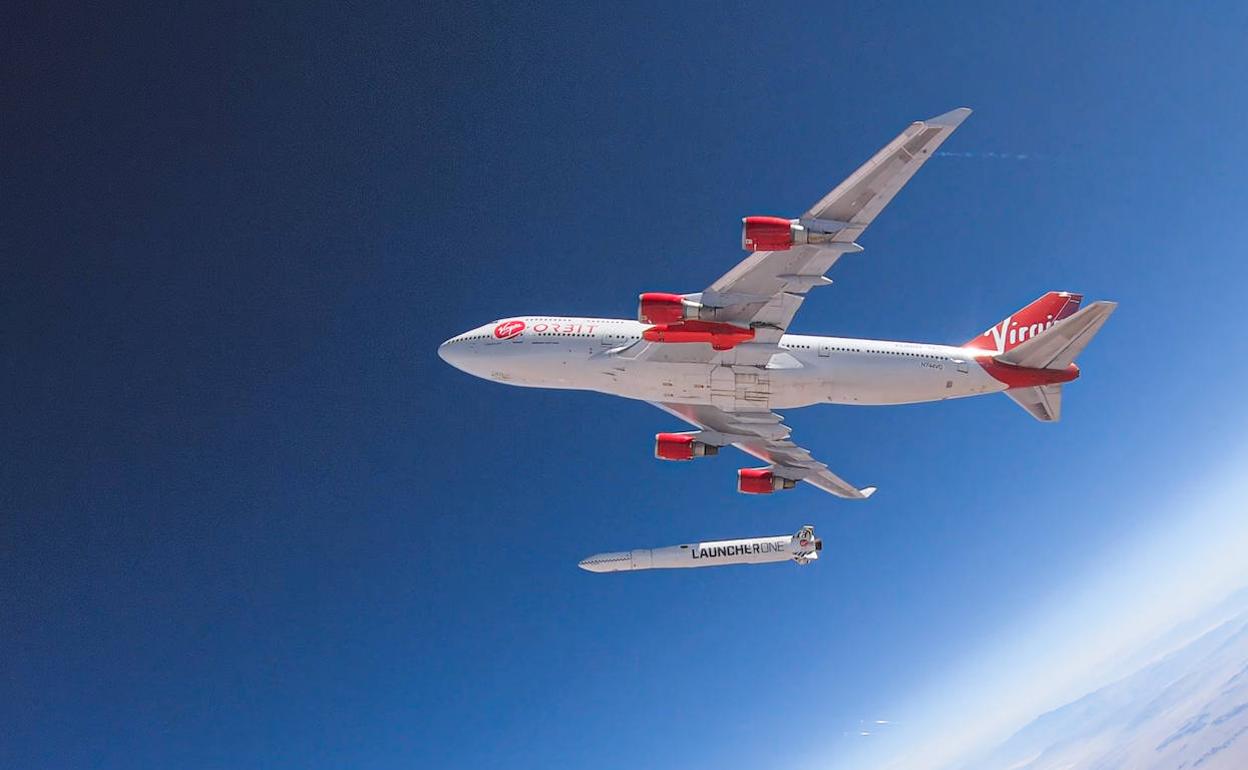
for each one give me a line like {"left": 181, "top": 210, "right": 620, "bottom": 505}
{"left": 578, "top": 525, "right": 821, "bottom": 573}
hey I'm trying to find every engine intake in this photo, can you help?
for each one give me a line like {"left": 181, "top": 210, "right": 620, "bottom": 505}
{"left": 737, "top": 468, "right": 796, "bottom": 495}
{"left": 654, "top": 433, "right": 719, "bottom": 461}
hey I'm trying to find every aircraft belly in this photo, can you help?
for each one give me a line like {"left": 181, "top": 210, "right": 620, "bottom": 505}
{"left": 569, "top": 345, "right": 1007, "bottom": 406}
{"left": 774, "top": 352, "right": 1000, "bottom": 406}
{"left": 595, "top": 361, "right": 718, "bottom": 404}
{"left": 766, "top": 368, "right": 826, "bottom": 408}
{"left": 593, "top": 360, "right": 783, "bottom": 410}
{"left": 496, "top": 343, "right": 601, "bottom": 389}
{"left": 709, "top": 365, "right": 771, "bottom": 411}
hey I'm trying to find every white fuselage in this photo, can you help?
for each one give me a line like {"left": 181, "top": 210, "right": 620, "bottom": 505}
{"left": 438, "top": 316, "right": 1008, "bottom": 409}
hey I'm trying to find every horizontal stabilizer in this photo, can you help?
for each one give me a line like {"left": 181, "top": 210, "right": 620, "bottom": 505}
{"left": 996, "top": 301, "right": 1118, "bottom": 370}
{"left": 1005, "top": 384, "right": 1063, "bottom": 422}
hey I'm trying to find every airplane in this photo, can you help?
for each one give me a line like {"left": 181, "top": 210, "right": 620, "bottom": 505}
{"left": 438, "top": 107, "right": 1117, "bottom": 499}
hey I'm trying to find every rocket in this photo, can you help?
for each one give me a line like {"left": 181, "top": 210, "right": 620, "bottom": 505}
{"left": 578, "top": 525, "right": 821, "bottom": 573}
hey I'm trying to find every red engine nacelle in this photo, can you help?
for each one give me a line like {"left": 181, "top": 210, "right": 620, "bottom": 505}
{"left": 737, "top": 468, "right": 797, "bottom": 495}
{"left": 741, "top": 216, "right": 795, "bottom": 252}
{"left": 654, "top": 433, "right": 719, "bottom": 461}
{"left": 638, "top": 292, "right": 691, "bottom": 324}
{"left": 741, "top": 215, "right": 844, "bottom": 252}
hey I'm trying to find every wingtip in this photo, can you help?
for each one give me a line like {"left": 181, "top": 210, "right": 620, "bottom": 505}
{"left": 926, "top": 107, "right": 972, "bottom": 127}
{"left": 860, "top": 486, "right": 878, "bottom": 499}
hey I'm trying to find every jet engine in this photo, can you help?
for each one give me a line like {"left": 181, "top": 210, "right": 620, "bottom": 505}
{"left": 654, "top": 433, "right": 719, "bottom": 461}
{"left": 741, "top": 216, "right": 796, "bottom": 251}
{"left": 740, "top": 216, "right": 845, "bottom": 252}
{"left": 637, "top": 292, "right": 695, "bottom": 324}
{"left": 737, "top": 468, "right": 796, "bottom": 494}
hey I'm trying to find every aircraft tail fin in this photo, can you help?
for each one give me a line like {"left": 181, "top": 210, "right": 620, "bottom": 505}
{"left": 966, "top": 291, "right": 1084, "bottom": 355}
{"left": 991, "top": 299, "right": 1117, "bottom": 422}
{"left": 996, "top": 301, "right": 1118, "bottom": 370}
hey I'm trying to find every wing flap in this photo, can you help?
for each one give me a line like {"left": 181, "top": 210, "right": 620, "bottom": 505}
{"left": 705, "top": 243, "right": 860, "bottom": 304}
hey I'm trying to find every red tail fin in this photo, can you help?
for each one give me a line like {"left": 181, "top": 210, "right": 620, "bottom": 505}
{"left": 966, "top": 292, "right": 1083, "bottom": 354}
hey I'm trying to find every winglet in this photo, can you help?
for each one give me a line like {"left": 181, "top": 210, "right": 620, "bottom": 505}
{"left": 860, "top": 486, "right": 878, "bottom": 499}
{"left": 925, "top": 107, "right": 972, "bottom": 128}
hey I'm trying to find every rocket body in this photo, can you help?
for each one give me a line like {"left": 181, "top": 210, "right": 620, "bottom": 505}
{"left": 578, "top": 526, "right": 820, "bottom": 573}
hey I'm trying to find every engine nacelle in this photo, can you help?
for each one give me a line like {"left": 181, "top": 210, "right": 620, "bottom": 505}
{"left": 741, "top": 216, "right": 796, "bottom": 252}
{"left": 654, "top": 433, "right": 720, "bottom": 461}
{"left": 737, "top": 468, "right": 797, "bottom": 494}
{"left": 741, "top": 216, "right": 844, "bottom": 252}
{"left": 638, "top": 292, "right": 695, "bottom": 324}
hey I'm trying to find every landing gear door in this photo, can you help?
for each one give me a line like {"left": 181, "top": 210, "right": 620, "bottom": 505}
{"left": 710, "top": 365, "right": 771, "bottom": 411}
{"left": 710, "top": 365, "right": 736, "bottom": 410}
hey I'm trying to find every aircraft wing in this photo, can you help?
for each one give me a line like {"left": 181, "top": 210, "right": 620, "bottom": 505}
{"left": 705, "top": 107, "right": 972, "bottom": 325}
{"left": 651, "top": 402, "right": 877, "bottom": 499}
{"left": 634, "top": 107, "right": 971, "bottom": 367}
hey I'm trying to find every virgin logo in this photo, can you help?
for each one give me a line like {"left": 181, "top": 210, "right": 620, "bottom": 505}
{"left": 493, "top": 320, "right": 526, "bottom": 339}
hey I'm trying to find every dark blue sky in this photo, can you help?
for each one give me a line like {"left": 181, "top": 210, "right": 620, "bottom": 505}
{"left": 5, "top": 3, "right": 1248, "bottom": 769}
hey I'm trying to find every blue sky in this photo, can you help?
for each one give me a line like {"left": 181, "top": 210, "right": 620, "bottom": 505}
{"left": 5, "top": 2, "right": 1248, "bottom": 769}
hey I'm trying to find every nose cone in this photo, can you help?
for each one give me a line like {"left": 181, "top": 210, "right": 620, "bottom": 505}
{"left": 438, "top": 331, "right": 481, "bottom": 374}
{"left": 578, "top": 551, "right": 633, "bottom": 573}
{"left": 437, "top": 337, "right": 462, "bottom": 368}
{"left": 578, "top": 556, "right": 610, "bottom": 573}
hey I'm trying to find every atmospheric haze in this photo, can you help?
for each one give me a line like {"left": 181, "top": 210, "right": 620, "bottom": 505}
{"left": 953, "top": 595, "right": 1248, "bottom": 770}
{"left": 829, "top": 443, "right": 1248, "bottom": 770}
